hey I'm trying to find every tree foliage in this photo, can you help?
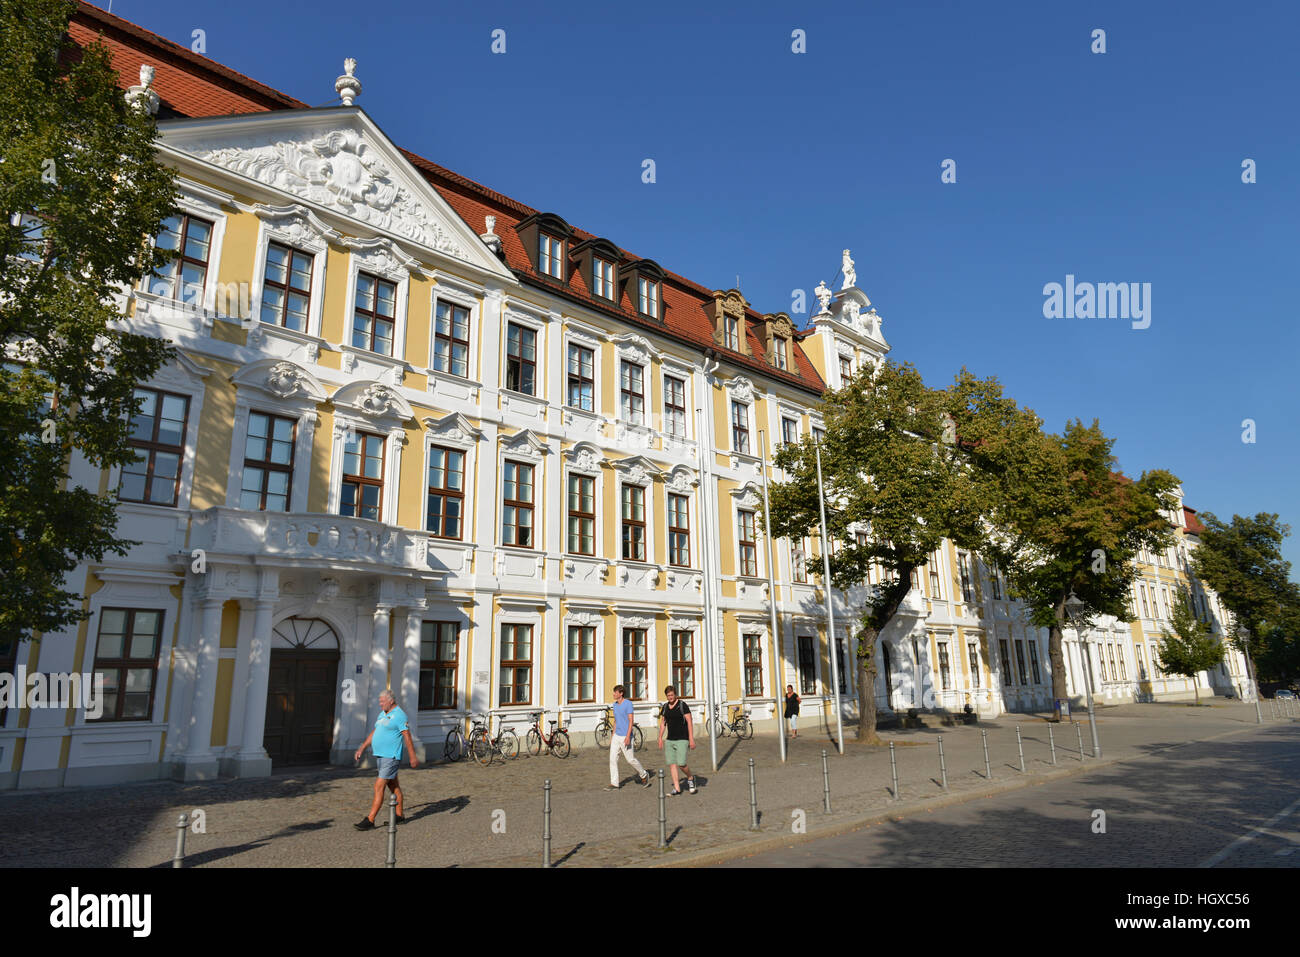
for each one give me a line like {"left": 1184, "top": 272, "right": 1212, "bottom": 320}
{"left": 1154, "top": 595, "right": 1224, "bottom": 705}
{"left": 1, "top": 0, "right": 178, "bottom": 644}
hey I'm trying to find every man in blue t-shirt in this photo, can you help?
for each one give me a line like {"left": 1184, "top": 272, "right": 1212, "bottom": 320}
{"left": 605, "top": 684, "right": 652, "bottom": 790}
{"left": 353, "top": 689, "right": 418, "bottom": 829}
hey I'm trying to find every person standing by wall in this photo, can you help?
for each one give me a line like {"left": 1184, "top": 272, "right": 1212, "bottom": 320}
{"left": 784, "top": 684, "right": 801, "bottom": 738}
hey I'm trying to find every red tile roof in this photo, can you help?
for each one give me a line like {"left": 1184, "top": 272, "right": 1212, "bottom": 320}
{"left": 1183, "top": 507, "right": 1206, "bottom": 535}
{"left": 71, "top": 2, "right": 826, "bottom": 397}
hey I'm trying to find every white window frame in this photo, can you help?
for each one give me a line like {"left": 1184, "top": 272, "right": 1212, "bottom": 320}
{"left": 563, "top": 609, "right": 606, "bottom": 706}
{"left": 429, "top": 287, "right": 478, "bottom": 382}
{"left": 341, "top": 240, "right": 414, "bottom": 364}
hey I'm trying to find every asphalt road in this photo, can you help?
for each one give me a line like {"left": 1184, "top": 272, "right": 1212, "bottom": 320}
{"left": 719, "top": 723, "right": 1300, "bottom": 867}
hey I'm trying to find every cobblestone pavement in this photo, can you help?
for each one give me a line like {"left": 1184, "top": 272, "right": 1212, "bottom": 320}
{"left": 0, "top": 702, "right": 1288, "bottom": 868}
{"left": 720, "top": 721, "right": 1300, "bottom": 867}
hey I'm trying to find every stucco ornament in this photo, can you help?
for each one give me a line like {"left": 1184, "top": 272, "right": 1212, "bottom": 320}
{"left": 841, "top": 249, "right": 856, "bottom": 290}
{"left": 266, "top": 361, "right": 302, "bottom": 398}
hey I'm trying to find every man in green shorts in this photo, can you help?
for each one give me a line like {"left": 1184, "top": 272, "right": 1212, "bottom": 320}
{"left": 657, "top": 685, "right": 696, "bottom": 795}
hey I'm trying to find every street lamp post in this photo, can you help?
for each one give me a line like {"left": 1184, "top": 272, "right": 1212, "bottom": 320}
{"left": 1065, "top": 591, "right": 1102, "bottom": 759}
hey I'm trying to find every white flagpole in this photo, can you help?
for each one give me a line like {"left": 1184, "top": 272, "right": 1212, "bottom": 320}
{"left": 759, "top": 431, "right": 787, "bottom": 763}
{"left": 815, "top": 439, "right": 845, "bottom": 754}
{"left": 696, "top": 403, "right": 720, "bottom": 773}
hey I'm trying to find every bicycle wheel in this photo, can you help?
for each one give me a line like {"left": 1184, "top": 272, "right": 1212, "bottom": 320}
{"left": 594, "top": 721, "right": 611, "bottom": 749}
{"left": 443, "top": 728, "right": 464, "bottom": 762}
{"left": 526, "top": 728, "right": 542, "bottom": 756}
{"left": 710, "top": 717, "right": 729, "bottom": 739}
{"left": 550, "top": 730, "right": 571, "bottom": 758}
{"left": 737, "top": 716, "right": 754, "bottom": 740}
{"left": 469, "top": 729, "right": 492, "bottom": 766}
{"left": 499, "top": 729, "right": 520, "bottom": 760}
{"left": 632, "top": 725, "right": 645, "bottom": 751}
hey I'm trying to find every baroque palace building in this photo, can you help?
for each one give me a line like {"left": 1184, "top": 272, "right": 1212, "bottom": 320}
{"left": 0, "top": 2, "right": 1250, "bottom": 789}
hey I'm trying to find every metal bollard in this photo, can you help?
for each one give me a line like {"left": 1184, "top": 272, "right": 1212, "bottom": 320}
{"left": 1087, "top": 699, "right": 1102, "bottom": 759}
{"left": 172, "top": 812, "right": 188, "bottom": 869}
{"left": 889, "top": 741, "right": 900, "bottom": 800}
{"left": 1016, "top": 725, "right": 1026, "bottom": 773}
{"left": 385, "top": 794, "right": 397, "bottom": 868}
{"left": 542, "top": 779, "right": 552, "bottom": 868}
{"left": 1048, "top": 724, "right": 1058, "bottom": 766}
{"left": 821, "top": 749, "right": 831, "bottom": 813}
{"left": 747, "top": 758, "right": 759, "bottom": 830}
{"left": 1076, "top": 722, "right": 1085, "bottom": 761}
{"left": 657, "top": 770, "right": 667, "bottom": 848}
{"left": 981, "top": 729, "right": 992, "bottom": 780}
{"left": 937, "top": 735, "right": 949, "bottom": 791}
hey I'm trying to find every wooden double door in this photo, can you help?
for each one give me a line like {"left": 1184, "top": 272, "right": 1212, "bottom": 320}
{"left": 264, "top": 649, "right": 339, "bottom": 766}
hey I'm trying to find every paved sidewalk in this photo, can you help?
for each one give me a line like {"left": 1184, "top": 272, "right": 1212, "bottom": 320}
{"left": 0, "top": 702, "right": 1288, "bottom": 868}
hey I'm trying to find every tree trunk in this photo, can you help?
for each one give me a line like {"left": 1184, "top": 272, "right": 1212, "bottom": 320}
{"left": 1193, "top": 678, "right": 1199, "bottom": 707}
{"left": 1047, "top": 617, "right": 1069, "bottom": 721}
{"left": 856, "top": 625, "right": 881, "bottom": 744}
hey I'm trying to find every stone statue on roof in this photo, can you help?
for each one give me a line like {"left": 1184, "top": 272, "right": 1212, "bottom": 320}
{"left": 841, "top": 249, "right": 856, "bottom": 290}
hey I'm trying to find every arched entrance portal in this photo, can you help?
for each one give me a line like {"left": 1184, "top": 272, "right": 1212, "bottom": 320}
{"left": 264, "top": 617, "right": 340, "bottom": 766}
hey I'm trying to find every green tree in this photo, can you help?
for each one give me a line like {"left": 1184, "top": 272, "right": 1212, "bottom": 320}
{"left": 1190, "top": 512, "right": 1297, "bottom": 696}
{"left": 769, "top": 360, "right": 990, "bottom": 743}
{"left": 947, "top": 372, "right": 1181, "bottom": 720}
{"left": 1, "top": 0, "right": 178, "bottom": 645}
{"left": 1153, "top": 595, "right": 1224, "bottom": 706}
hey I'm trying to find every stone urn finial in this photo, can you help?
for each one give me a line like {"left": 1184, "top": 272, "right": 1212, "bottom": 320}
{"left": 335, "top": 58, "right": 362, "bottom": 106}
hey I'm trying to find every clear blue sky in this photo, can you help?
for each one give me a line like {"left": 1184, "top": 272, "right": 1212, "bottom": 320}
{"left": 107, "top": 0, "right": 1300, "bottom": 576}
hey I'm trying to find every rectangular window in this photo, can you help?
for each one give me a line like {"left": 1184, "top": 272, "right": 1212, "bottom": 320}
{"left": 539, "top": 234, "right": 563, "bottom": 279}
{"left": 671, "top": 630, "right": 694, "bottom": 698}
{"left": 792, "top": 543, "right": 808, "bottom": 583}
{"left": 89, "top": 608, "right": 162, "bottom": 721}
{"left": 773, "top": 336, "right": 788, "bottom": 370}
{"left": 621, "top": 484, "right": 646, "bottom": 561}
{"left": 419, "top": 621, "right": 458, "bottom": 710}
{"left": 781, "top": 416, "right": 799, "bottom": 447}
{"left": 743, "top": 634, "right": 763, "bottom": 696}
{"left": 668, "top": 493, "right": 690, "bottom": 567}
{"left": 664, "top": 376, "right": 687, "bottom": 437}
{"left": 967, "top": 640, "right": 981, "bottom": 688}
{"left": 1116, "top": 645, "right": 1126, "bottom": 681}
{"left": 506, "top": 323, "right": 536, "bottom": 395}
{"left": 839, "top": 356, "right": 853, "bottom": 380}
{"left": 499, "top": 623, "right": 532, "bottom": 705}
{"left": 1028, "top": 641, "right": 1042, "bottom": 683}
{"left": 567, "top": 625, "right": 595, "bottom": 703}
{"left": 240, "top": 411, "right": 295, "bottom": 511}
{"left": 1107, "top": 644, "right": 1119, "bottom": 682}
{"left": 999, "top": 639, "right": 1014, "bottom": 686}
{"left": 798, "top": 636, "right": 817, "bottom": 695}
{"left": 738, "top": 510, "right": 758, "bottom": 577}
{"left": 1139, "top": 583, "right": 1151, "bottom": 617}
{"left": 433, "top": 300, "right": 470, "bottom": 378}
{"left": 150, "top": 213, "right": 212, "bottom": 305}
{"left": 929, "top": 553, "right": 942, "bottom": 598}
{"left": 340, "top": 430, "right": 385, "bottom": 521}
{"left": 352, "top": 272, "right": 396, "bottom": 356}
{"left": 259, "top": 242, "right": 312, "bottom": 331}
{"left": 620, "top": 360, "right": 644, "bottom": 425}
{"left": 623, "top": 628, "right": 648, "bottom": 700}
{"left": 724, "top": 315, "right": 740, "bottom": 351}
{"left": 120, "top": 388, "right": 190, "bottom": 507}
{"left": 638, "top": 277, "right": 659, "bottom": 318}
{"left": 567, "top": 473, "right": 595, "bottom": 555}
{"left": 1015, "top": 641, "right": 1029, "bottom": 685}
{"left": 958, "top": 552, "right": 974, "bottom": 603}
{"left": 989, "top": 565, "right": 1002, "bottom": 600}
{"left": 593, "top": 257, "right": 615, "bottom": 299}
{"left": 566, "top": 344, "right": 594, "bottom": 411}
{"left": 502, "top": 461, "right": 534, "bottom": 547}
{"left": 731, "top": 401, "right": 750, "bottom": 454}
{"left": 937, "top": 641, "right": 952, "bottom": 691}
{"left": 425, "top": 446, "right": 465, "bottom": 539}
{"left": 1099, "top": 646, "right": 1109, "bottom": 682}
{"left": 1136, "top": 645, "right": 1147, "bottom": 680}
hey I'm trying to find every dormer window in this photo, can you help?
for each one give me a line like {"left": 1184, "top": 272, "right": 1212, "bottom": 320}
{"left": 540, "top": 234, "right": 564, "bottom": 279}
{"left": 724, "top": 316, "right": 740, "bottom": 351}
{"left": 773, "top": 336, "right": 788, "bottom": 370}
{"left": 638, "top": 277, "right": 660, "bottom": 318}
{"left": 594, "top": 257, "right": 616, "bottom": 300}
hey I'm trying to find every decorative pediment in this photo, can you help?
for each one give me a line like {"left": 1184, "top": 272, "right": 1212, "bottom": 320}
{"left": 563, "top": 441, "right": 606, "bottom": 475}
{"left": 768, "top": 313, "right": 796, "bottom": 339}
{"left": 610, "top": 332, "right": 658, "bottom": 366}
{"left": 149, "top": 351, "right": 212, "bottom": 389}
{"left": 252, "top": 203, "right": 341, "bottom": 250}
{"left": 421, "top": 411, "right": 483, "bottom": 448}
{"left": 666, "top": 465, "right": 699, "bottom": 493}
{"left": 331, "top": 379, "right": 414, "bottom": 422}
{"left": 159, "top": 110, "right": 514, "bottom": 278}
{"left": 729, "top": 481, "right": 762, "bottom": 510}
{"left": 724, "top": 375, "right": 755, "bottom": 404}
{"left": 232, "top": 358, "right": 328, "bottom": 403}
{"left": 612, "top": 454, "right": 663, "bottom": 487}
{"left": 499, "top": 428, "right": 549, "bottom": 460}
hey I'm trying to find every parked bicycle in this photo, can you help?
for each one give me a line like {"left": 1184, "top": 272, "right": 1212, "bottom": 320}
{"left": 525, "top": 710, "right": 571, "bottom": 758}
{"left": 443, "top": 713, "right": 519, "bottom": 765}
{"left": 710, "top": 703, "right": 753, "bottom": 740}
{"left": 593, "top": 705, "right": 644, "bottom": 751}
